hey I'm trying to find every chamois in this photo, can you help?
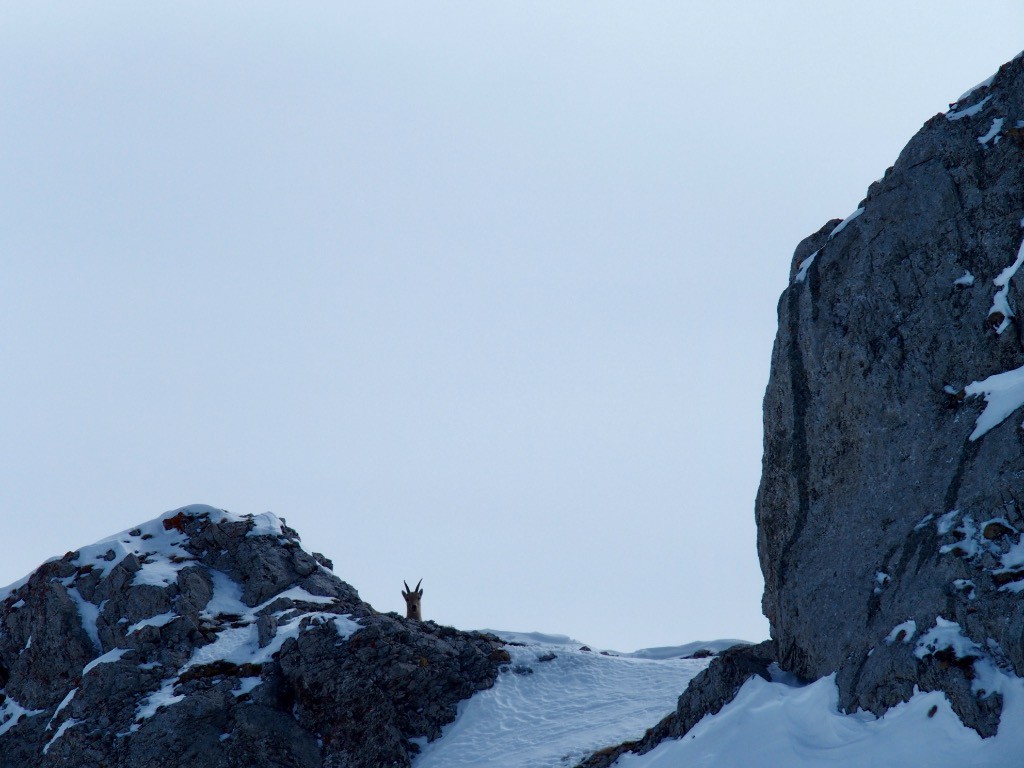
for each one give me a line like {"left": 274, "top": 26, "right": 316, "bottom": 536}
{"left": 402, "top": 579, "right": 423, "bottom": 620}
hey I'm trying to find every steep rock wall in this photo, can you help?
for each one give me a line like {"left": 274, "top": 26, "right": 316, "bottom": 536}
{"left": 757, "top": 53, "right": 1024, "bottom": 733}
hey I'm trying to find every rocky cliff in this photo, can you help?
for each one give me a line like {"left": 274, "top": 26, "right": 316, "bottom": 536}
{"left": 0, "top": 505, "right": 506, "bottom": 767}
{"left": 757, "top": 51, "right": 1024, "bottom": 736}
{"left": 579, "top": 50, "right": 1024, "bottom": 767}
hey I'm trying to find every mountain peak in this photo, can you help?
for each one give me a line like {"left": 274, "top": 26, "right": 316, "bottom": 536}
{"left": 0, "top": 506, "right": 505, "bottom": 767}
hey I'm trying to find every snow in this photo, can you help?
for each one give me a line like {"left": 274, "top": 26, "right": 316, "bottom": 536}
{"left": 66, "top": 587, "right": 101, "bottom": 650}
{"left": 412, "top": 628, "right": 1024, "bottom": 768}
{"left": 46, "top": 688, "right": 78, "bottom": 731}
{"left": 986, "top": 234, "right": 1024, "bottom": 337}
{"left": 953, "top": 270, "right": 975, "bottom": 286}
{"left": 245, "top": 511, "right": 286, "bottom": 538}
{"left": 952, "top": 579, "right": 977, "bottom": 600}
{"left": 0, "top": 695, "right": 45, "bottom": 737}
{"left": 792, "top": 208, "right": 865, "bottom": 285}
{"left": 42, "top": 717, "right": 81, "bottom": 754}
{"left": 965, "top": 217, "right": 1024, "bottom": 441}
{"left": 127, "top": 611, "right": 178, "bottom": 634}
{"left": 939, "top": 514, "right": 980, "bottom": 558}
{"left": 914, "top": 617, "right": 982, "bottom": 663}
{"left": 609, "top": 672, "right": 1024, "bottom": 768}
{"left": 884, "top": 620, "right": 916, "bottom": 644}
{"left": 46, "top": 505, "right": 300, "bottom": 592}
{"left": 794, "top": 250, "right": 818, "bottom": 283}
{"left": 128, "top": 567, "right": 358, "bottom": 723}
{"left": 232, "top": 677, "right": 263, "bottom": 698}
{"left": 188, "top": 610, "right": 357, "bottom": 671}
{"left": 481, "top": 630, "right": 747, "bottom": 660}
{"left": 914, "top": 512, "right": 935, "bottom": 531}
{"left": 936, "top": 509, "right": 960, "bottom": 535}
{"left": 136, "top": 677, "right": 184, "bottom": 721}
{"left": 964, "top": 363, "right": 1024, "bottom": 440}
{"left": 82, "top": 647, "right": 129, "bottom": 676}
{"left": 993, "top": 537, "right": 1024, "bottom": 593}
{"left": 947, "top": 94, "right": 993, "bottom": 121}
{"left": 413, "top": 633, "right": 710, "bottom": 767}
{"left": 827, "top": 207, "right": 864, "bottom": 240}
{"left": 0, "top": 575, "right": 30, "bottom": 603}
{"left": 625, "top": 639, "right": 748, "bottom": 660}
{"left": 978, "top": 117, "right": 1004, "bottom": 146}
{"left": 956, "top": 74, "right": 996, "bottom": 103}
{"left": 485, "top": 629, "right": 583, "bottom": 647}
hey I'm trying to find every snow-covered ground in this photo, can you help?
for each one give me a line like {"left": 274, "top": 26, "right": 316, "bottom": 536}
{"left": 615, "top": 670, "right": 1024, "bottom": 768}
{"left": 413, "top": 631, "right": 715, "bottom": 767}
{"left": 414, "top": 631, "right": 1024, "bottom": 768}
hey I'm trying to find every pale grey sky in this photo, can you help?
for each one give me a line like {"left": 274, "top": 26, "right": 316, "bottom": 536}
{"left": 2, "top": 3, "right": 1022, "bottom": 651}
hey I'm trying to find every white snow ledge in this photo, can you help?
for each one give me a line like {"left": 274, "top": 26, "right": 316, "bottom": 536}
{"left": 965, "top": 364, "right": 1024, "bottom": 440}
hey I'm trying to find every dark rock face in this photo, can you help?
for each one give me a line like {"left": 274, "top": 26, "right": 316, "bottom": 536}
{"left": 0, "top": 505, "right": 504, "bottom": 767}
{"left": 757, "top": 53, "right": 1024, "bottom": 734}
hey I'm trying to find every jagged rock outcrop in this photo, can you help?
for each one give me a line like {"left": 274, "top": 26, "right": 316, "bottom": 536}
{"left": 0, "top": 505, "right": 506, "bottom": 767}
{"left": 756, "top": 53, "right": 1024, "bottom": 735}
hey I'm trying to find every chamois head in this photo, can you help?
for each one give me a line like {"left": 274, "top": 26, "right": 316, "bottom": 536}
{"left": 402, "top": 579, "right": 423, "bottom": 621}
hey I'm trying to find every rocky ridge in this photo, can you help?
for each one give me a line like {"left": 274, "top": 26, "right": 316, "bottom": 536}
{"left": 0, "top": 505, "right": 506, "bottom": 768}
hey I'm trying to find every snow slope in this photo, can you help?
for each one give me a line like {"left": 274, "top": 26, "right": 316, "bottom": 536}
{"left": 415, "top": 630, "right": 1024, "bottom": 768}
{"left": 615, "top": 670, "right": 1024, "bottom": 768}
{"left": 413, "top": 632, "right": 712, "bottom": 767}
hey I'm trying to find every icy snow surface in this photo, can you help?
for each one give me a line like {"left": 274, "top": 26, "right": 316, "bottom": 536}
{"left": 42, "top": 717, "right": 81, "bottom": 754}
{"left": 827, "top": 207, "right": 864, "bottom": 240}
{"left": 965, "top": 219, "right": 1024, "bottom": 439}
{"left": 978, "top": 117, "right": 1005, "bottom": 146}
{"left": 413, "top": 631, "right": 712, "bottom": 767}
{"left": 0, "top": 696, "right": 44, "bottom": 737}
{"left": 82, "top": 647, "right": 128, "bottom": 676}
{"left": 611, "top": 670, "right": 1024, "bottom": 768}
{"left": 965, "top": 363, "right": 1024, "bottom": 440}
{"left": 793, "top": 250, "right": 818, "bottom": 283}
{"left": 956, "top": 74, "right": 996, "bottom": 103}
{"left": 947, "top": 94, "right": 993, "bottom": 121}
{"left": 411, "top": 626, "right": 1024, "bottom": 768}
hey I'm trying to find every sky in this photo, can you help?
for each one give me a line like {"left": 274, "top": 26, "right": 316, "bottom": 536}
{"left": 1, "top": 3, "right": 1022, "bottom": 652}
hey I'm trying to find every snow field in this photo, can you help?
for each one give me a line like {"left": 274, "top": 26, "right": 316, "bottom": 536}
{"left": 413, "top": 632, "right": 710, "bottom": 768}
{"left": 613, "top": 670, "right": 1024, "bottom": 768}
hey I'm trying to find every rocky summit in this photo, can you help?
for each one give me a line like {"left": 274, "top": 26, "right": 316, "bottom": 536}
{"left": 0, "top": 505, "right": 506, "bottom": 768}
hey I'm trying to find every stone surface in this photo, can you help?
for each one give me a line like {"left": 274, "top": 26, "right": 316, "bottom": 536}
{"left": 577, "top": 51, "right": 1024, "bottom": 766}
{"left": 0, "top": 505, "right": 504, "bottom": 767}
{"left": 757, "top": 53, "right": 1024, "bottom": 734}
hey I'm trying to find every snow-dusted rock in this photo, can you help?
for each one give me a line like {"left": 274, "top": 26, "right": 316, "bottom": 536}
{"left": 758, "top": 51, "right": 1024, "bottom": 735}
{"left": 0, "top": 505, "right": 504, "bottom": 767}
{"left": 570, "top": 50, "right": 1024, "bottom": 768}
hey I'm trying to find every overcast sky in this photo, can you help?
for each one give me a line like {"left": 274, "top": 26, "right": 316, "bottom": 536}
{"left": 2, "top": 3, "right": 1022, "bottom": 651}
